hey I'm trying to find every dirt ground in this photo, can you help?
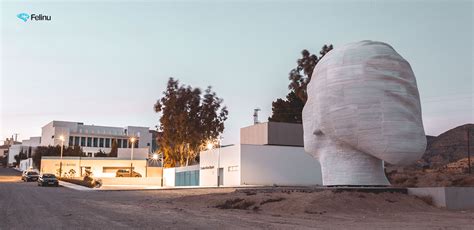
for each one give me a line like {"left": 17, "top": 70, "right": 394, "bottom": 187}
{"left": 2, "top": 168, "right": 474, "bottom": 229}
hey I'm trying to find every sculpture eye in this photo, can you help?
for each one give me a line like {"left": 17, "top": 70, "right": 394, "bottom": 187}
{"left": 314, "top": 130, "right": 323, "bottom": 136}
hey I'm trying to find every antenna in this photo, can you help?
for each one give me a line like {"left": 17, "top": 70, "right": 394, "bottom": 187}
{"left": 253, "top": 108, "right": 261, "bottom": 125}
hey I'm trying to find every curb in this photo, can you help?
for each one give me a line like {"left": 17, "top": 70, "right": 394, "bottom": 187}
{"left": 59, "top": 180, "right": 94, "bottom": 191}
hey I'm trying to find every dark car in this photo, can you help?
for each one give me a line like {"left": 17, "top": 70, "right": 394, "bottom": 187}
{"left": 22, "top": 171, "right": 39, "bottom": 182}
{"left": 37, "top": 174, "right": 59, "bottom": 187}
{"left": 116, "top": 169, "right": 142, "bottom": 177}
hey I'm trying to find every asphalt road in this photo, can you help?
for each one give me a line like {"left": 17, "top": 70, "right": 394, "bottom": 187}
{"left": 0, "top": 168, "right": 227, "bottom": 230}
{"left": 2, "top": 168, "right": 473, "bottom": 230}
{"left": 0, "top": 168, "right": 288, "bottom": 230}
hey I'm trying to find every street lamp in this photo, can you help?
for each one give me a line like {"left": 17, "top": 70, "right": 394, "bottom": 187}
{"left": 59, "top": 135, "right": 65, "bottom": 177}
{"left": 130, "top": 137, "right": 136, "bottom": 177}
{"left": 208, "top": 137, "right": 223, "bottom": 187}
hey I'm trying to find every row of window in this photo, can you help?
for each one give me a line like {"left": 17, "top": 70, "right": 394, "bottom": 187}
{"left": 68, "top": 136, "right": 138, "bottom": 148}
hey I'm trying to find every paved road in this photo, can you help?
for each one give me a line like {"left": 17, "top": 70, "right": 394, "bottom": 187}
{"left": 0, "top": 168, "right": 220, "bottom": 229}
{"left": 2, "top": 168, "right": 473, "bottom": 230}
{"left": 0, "top": 168, "right": 283, "bottom": 230}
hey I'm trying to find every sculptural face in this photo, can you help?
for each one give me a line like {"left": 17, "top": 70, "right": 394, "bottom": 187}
{"left": 303, "top": 41, "right": 426, "bottom": 167}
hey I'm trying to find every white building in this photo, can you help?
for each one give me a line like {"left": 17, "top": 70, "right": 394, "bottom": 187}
{"left": 7, "top": 136, "right": 41, "bottom": 166}
{"left": 199, "top": 122, "right": 322, "bottom": 187}
{"left": 41, "top": 121, "right": 152, "bottom": 159}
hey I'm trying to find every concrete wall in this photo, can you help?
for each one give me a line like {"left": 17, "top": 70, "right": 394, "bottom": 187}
{"left": 200, "top": 145, "right": 241, "bottom": 186}
{"left": 100, "top": 177, "right": 162, "bottom": 186}
{"left": 7, "top": 144, "right": 22, "bottom": 165}
{"left": 41, "top": 157, "right": 146, "bottom": 178}
{"left": 408, "top": 187, "right": 474, "bottom": 210}
{"left": 146, "top": 167, "right": 163, "bottom": 178}
{"left": 267, "top": 122, "right": 303, "bottom": 146}
{"left": 163, "top": 168, "right": 175, "bottom": 187}
{"left": 240, "top": 122, "right": 303, "bottom": 146}
{"left": 199, "top": 144, "right": 322, "bottom": 187}
{"left": 117, "top": 148, "right": 148, "bottom": 160}
{"left": 240, "top": 123, "right": 268, "bottom": 146}
{"left": 240, "top": 145, "right": 322, "bottom": 186}
{"left": 19, "top": 158, "right": 33, "bottom": 171}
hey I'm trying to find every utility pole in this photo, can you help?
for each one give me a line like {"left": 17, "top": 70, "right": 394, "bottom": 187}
{"left": 468, "top": 128, "right": 471, "bottom": 174}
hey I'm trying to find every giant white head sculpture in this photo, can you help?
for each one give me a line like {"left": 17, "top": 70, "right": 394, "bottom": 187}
{"left": 303, "top": 41, "right": 426, "bottom": 186}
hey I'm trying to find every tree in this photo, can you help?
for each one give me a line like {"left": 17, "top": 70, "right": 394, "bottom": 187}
{"left": 94, "top": 150, "right": 108, "bottom": 157}
{"left": 33, "top": 145, "right": 85, "bottom": 169}
{"left": 269, "top": 44, "right": 333, "bottom": 123}
{"left": 154, "top": 78, "right": 228, "bottom": 167}
{"left": 288, "top": 45, "right": 333, "bottom": 103}
{"left": 14, "top": 149, "right": 28, "bottom": 166}
{"left": 109, "top": 139, "right": 118, "bottom": 157}
{"left": 268, "top": 91, "right": 305, "bottom": 123}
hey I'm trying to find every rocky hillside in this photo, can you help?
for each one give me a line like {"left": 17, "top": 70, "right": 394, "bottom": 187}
{"left": 420, "top": 124, "right": 473, "bottom": 168}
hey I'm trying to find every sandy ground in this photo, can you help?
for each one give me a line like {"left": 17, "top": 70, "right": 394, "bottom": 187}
{"left": 1, "top": 168, "right": 474, "bottom": 229}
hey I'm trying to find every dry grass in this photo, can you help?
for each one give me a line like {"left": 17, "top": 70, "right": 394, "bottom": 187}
{"left": 215, "top": 198, "right": 256, "bottom": 210}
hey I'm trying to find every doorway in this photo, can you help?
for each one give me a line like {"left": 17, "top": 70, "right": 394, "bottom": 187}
{"left": 218, "top": 168, "right": 224, "bottom": 186}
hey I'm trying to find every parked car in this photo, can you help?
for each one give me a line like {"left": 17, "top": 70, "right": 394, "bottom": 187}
{"left": 22, "top": 171, "right": 39, "bottom": 182}
{"left": 37, "top": 174, "right": 59, "bottom": 187}
{"left": 116, "top": 169, "right": 142, "bottom": 177}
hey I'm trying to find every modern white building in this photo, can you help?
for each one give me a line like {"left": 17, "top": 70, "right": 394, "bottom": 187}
{"left": 199, "top": 122, "right": 322, "bottom": 187}
{"left": 41, "top": 121, "right": 153, "bottom": 159}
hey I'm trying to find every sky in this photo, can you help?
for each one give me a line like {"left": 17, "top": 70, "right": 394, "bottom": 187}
{"left": 1, "top": 0, "right": 473, "bottom": 145}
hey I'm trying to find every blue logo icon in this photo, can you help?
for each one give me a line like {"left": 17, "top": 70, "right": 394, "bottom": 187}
{"left": 17, "top": 13, "right": 29, "bottom": 22}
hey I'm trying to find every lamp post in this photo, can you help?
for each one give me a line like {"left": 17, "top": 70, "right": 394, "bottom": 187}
{"left": 59, "top": 135, "right": 65, "bottom": 177}
{"left": 208, "top": 137, "right": 223, "bottom": 187}
{"left": 152, "top": 153, "right": 164, "bottom": 187}
{"left": 130, "top": 137, "right": 136, "bottom": 177}
{"left": 218, "top": 136, "right": 223, "bottom": 187}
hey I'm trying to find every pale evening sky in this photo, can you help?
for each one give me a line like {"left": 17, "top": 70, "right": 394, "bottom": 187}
{"left": 0, "top": 0, "right": 473, "bottom": 145}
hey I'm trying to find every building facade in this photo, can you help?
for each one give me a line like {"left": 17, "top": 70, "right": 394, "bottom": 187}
{"left": 200, "top": 122, "right": 322, "bottom": 187}
{"left": 41, "top": 121, "right": 153, "bottom": 157}
{"left": 7, "top": 136, "right": 41, "bottom": 166}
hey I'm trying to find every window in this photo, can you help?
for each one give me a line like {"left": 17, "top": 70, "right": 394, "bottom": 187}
{"left": 117, "top": 139, "right": 122, "bottom": 148}
{"left": 80, "top": 137, "right": 86, "bottom": 146}
{"left": 123, "top": 139, "right": 128, "bottom": 148}
{"left": 69, "top": 136, "right": 74, "bottom": 146}
{"left": 74, "top": 136, "right": 80, "bottom": 146}
{"left": 228, "top": 166, "right": 238, "bottom": 172}
{"left": 134, "top": 140, "right": 139, "bottom": 148}
{"left": 87, "top": 137, "right": 92, "bottom": 147}
{"left": 99, "top": 138, "right": 104, "bottom": 148}
{"left": 105, "top": 138, "right": 110, "bottom": 148}
{"left": 93, "top": 138, "right": 98, "bottom": 147}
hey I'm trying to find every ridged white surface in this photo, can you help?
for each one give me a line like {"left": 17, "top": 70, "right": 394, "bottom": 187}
{"left": 303, "top": 41, "right": 426, "bottom": 186}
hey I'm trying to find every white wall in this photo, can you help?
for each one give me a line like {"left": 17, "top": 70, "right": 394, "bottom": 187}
{"left": 200, "top": 145, "right": 241, "bottom": 186}
{"left": 41, "top": 157, "right": 146, "bottom": 178}
{"left": 240, "top": 145, "right": 322, "bottom": 186}
{"left": 163, "top": 168, "right": 176, "bottom": 187}
{"left": 117, "top": 148, "right": 148, "bottom": 160}
{"left": 7, "top": 144, "right": 22, "bottom": 165}
{"left": 19, "top": 158, "right": 33, "bottom": 171}
{"left": 22, "top": 137, "right": 41, "bottom": 147}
